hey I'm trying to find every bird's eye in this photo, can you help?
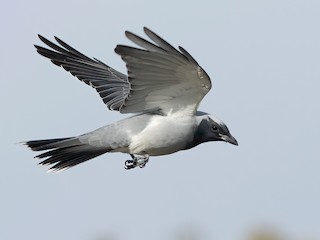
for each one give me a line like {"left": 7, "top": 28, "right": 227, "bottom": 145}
{"left": 212, "top": 125, "right": 218, "bottom": 131}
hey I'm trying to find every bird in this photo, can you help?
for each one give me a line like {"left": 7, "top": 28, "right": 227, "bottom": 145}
{"left": 24, "top": 27, "right": 238, "bottom": 172}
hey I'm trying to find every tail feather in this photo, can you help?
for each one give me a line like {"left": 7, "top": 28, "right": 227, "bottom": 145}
{"left": 26, "top": 137, "right": 79, "bottom": 151}
{"left": 24, "top": 137, "right": 109, "bottom": 172}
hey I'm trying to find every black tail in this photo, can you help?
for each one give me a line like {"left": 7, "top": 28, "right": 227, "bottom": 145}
{"left": 24, "top": 137, "right": 108, "bottom": 172}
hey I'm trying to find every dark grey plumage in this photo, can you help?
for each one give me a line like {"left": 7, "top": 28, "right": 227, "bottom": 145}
{"left": 35, "top": 36, "right": 129, "bottom": 111}
{"left": 25, "top": 138, "right": 109, "bottom": 172}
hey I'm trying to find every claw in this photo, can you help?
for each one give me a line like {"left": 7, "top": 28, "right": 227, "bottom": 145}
{"left": 139, "top": 164, "right": 146, "bottom": 168}
{"left": 124, "top": 154, "right": 149, "bottom": 170}
{"left": 125, "top": 160, "right": 133, "bottom": 166}
{"left": 124, "top": 160, "right": 136, "bottom": 170}
{"left": 138, "top": 159, "right": 148, "bottom": 168}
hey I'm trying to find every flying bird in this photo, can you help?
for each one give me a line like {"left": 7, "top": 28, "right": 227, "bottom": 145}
{"left": 25, "top": 27, "right": 238, "bottom": 172}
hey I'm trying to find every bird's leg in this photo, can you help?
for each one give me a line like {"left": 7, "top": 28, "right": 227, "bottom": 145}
{"left": 124, "top": 154, "right": 149, "bottom": 170}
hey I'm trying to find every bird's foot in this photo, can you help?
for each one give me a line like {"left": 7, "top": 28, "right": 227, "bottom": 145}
{"left": 124, "top": 154, "right": 149, "bottom": 170}
{"left": 124, "top": 160, "right": 135, "bottom": 169}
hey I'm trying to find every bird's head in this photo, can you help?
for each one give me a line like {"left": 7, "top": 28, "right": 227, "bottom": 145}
{"left": 190, "top": 112, "right": 238, "bottom": 148}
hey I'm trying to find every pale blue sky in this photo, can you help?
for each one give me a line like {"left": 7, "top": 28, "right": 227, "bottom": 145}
{"left": 1, "top": 0, "right": 320, "bottom": 239}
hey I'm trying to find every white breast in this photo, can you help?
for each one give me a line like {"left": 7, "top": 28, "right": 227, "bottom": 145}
{"left": 129, "top": 109, "right": 196, "bottom": 156}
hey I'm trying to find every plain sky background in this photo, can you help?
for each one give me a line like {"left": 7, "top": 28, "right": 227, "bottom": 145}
{"left": 1, "top": 0, "right": 320, "bottom": 239}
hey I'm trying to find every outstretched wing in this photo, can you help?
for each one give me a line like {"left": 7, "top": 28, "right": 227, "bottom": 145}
{"left": 115, "top": 27, "right": 211, "bottom": 114}
{"left": 34, "top": 36, "right": 129, "bottom": 111}
{"left": 35, "top": 27, "right": 212, "bottom": 115}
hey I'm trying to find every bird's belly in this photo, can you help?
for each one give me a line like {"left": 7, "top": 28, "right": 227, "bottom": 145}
{"left": 129, "top": 114, "right": 195, "bottom": 156}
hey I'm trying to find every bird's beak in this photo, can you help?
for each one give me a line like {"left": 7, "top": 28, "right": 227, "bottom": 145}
{"left": 220, "top": 134, "right": 238, "bottom": 146}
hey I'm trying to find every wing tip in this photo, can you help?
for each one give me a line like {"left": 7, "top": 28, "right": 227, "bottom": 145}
{"left": 37, "top": 34, "right": 49, "bottom": 44}
{"left": 143, "top": 26, "right": 151, "bottom": 35}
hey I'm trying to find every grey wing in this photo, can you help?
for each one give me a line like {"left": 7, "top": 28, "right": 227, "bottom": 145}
{"left": 34, "top": 35, "right": 129, "bottom": 111}
{"left": 115, "top": 27, "right": 212, "bottom": 115}
{"left": 35, "top": 27, "right": 212, "bottom": 115}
